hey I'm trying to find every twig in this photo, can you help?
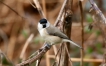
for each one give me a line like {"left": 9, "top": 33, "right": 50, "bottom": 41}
{"left": 0, "top": 50, "right": 2, "bottom": 66}
{"left": 33, "top": 0, "right": 46, "bottom": 18}
{"left": 54, "top": 0, "right": 68, "bottom": 26}
{"left": 0, "top": 0, "right": 25, "bottom": 19}
{"left": 51, "top": 44, "right": 64, "bottom": 66}
{"left": 65, "top": 44, "right": 73, "bottom": 66}
{"left": 16, "top": 44, "right": 51, "bottom": 66}
{"left": 48, "top": 55, "right": 103, "bottom": 62}
{"left": 42, "top": 0, "right": 47, "bottom": 17}
{"left": 89, "top": 0, "right": 106, "bottom": 24}
{"left": 79, "top": 0, "right": 84, "bottom": 66}
{"left": 35, "top": 49, "right": 43, "bottom": 66}
{"left": 62, "top": 1, "right": 73, "bottom": 65}
{"left": 52, "top": 46, "right": 59, "bottom": 62}
{"left": 58, "top": 43, "right": 64, "bottom": 66}
{"left": 20, "top": 34, "right": 34, "bottom": 60}
{"left": 28, "top": 0, "right": 36, "bottom": 9}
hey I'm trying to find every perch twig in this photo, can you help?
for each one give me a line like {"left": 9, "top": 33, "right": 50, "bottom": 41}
{"left": 16, "top": 44, "right": 51, "bottom": 66}
{"left": 79, "top": 0, "right": 84, "bottom": 66}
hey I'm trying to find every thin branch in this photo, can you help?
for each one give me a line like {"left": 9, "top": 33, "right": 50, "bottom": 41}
{"left": 79, "top": 0, "right": 84, "bottom": 66}
{"left": 65, "top": 44, "right": 73, "bottom": 66}
{"left": 28, "top": 0, "right": 36, "bottom": 9}
{"left": 89, "top": 0, "right": 106, "bottom": 24}
{"left": 35, "top": 49, "right": 43, "bottom": 66}
{"left": 0, "top": 50, "right": 2, "bottom": 66}
{"left": 48, "top": 55, "right": 103, "bottom": 62}
{"left": 42, "top": 0, "right": 47, "bottom": 17}
{"left": 52, "top": 46, "right": 59, "bottom": 62}
{"left": 16, "top": 44, "right": 51, "bottom": 66}
{"left": 33, "top": 0, "right": 46, "bottom": 18}
{"left": 58, "top": 43, "right": 64, "bottom": 66}
{"left": 0, "top": 0, "right": 25, "bottom": 19}
{"left": 54, "top": 0, "right": 68, "bottom": 26}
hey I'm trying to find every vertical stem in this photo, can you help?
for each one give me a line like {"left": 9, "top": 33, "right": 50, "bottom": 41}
{"left": 58, "top": 44, "right": 64, "bottom": 66}
{"left": 54, "top": 0, "right": 67, "bottom": 26}
{"left": 33, "top": 0, "right": 46, "bottom": 18}
{"left": 42, "top": 0, "right": 47, "bottom": 17}
{"left": 103, "top": 39, "right": 106, "bottom": 63}
{"left": 63, "top": 11, "right": 73, "bottom": 66}
{"left": 79, "top": 0, "right": 84, "bottom": 66}
{"left": 0, "top": 50, "right": 2, "bottom": 66}
{"left": 46, "top": 52, "right": 50, "bottom": 66}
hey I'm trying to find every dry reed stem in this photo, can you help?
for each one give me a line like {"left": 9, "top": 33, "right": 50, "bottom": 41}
{"left": 79, "top": 0, "right": 84, "bottom": 66}
{"left": 48, "top": 55, "right": 103, "bottom": 62}
{"left": 42, "top": 0, "right": 47, "bottom": 17}
{"left": 16, "top": 44, "right": 51, "bottom": 66}
{"left": 52, "top": 46, "right": 59, "bottom": 62}
{"left": 28, "top": 0, "right": 36, "bottom": 9}
{"left": 65, "top": 44, "right": 73, "bottom": 66}
{"left": 54, "top": 0, "right": 67, "bottom": 26}
{"left": 0, "top": 50, "right": 2, "bottom": 66}
{"left": 33, "top": 0, "right": 46, "bottom": 18}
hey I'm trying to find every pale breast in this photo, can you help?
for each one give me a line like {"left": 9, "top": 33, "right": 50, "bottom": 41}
{"left": 45, "top": 36, "right": 62, "bottom": 44}
{"left": 39, "top": 29, "right": 48, "bottom": 37}
{"left": 39, "top": 29, "right": 62, "bottom": 44}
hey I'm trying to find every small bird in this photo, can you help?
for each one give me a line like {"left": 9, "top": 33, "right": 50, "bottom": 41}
{"left": 37, "top": 18, "right": 82, "bottom": 48}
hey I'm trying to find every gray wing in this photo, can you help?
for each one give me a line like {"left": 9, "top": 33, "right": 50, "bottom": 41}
{"left": 46, "top": 25, "right": 69, "bottom": 39}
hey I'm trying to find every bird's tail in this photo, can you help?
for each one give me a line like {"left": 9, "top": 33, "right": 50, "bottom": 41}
{"left": 63, "top": 39, "right": 82, "bottom": 49}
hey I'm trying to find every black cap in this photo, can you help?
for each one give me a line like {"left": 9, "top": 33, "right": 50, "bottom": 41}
{"left": 39, "top": 18, "right": 47, "bottom": 24}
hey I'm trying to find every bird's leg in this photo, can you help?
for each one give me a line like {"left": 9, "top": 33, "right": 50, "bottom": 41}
{"left": 43, "top": 43, "right": 52, "bottom": 49}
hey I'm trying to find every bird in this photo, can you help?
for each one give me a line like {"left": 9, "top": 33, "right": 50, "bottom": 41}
{"left": 37, "top": 18, "right": 82, "bottom": 48}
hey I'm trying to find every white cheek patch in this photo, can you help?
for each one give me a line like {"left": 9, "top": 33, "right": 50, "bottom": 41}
{"left": 38, "top": 23, "right": 43, "bottom": 31}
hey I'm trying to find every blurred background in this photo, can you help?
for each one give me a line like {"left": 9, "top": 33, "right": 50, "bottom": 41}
{"left": 0, "top": 0, "right": 106, "bottom": 66}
